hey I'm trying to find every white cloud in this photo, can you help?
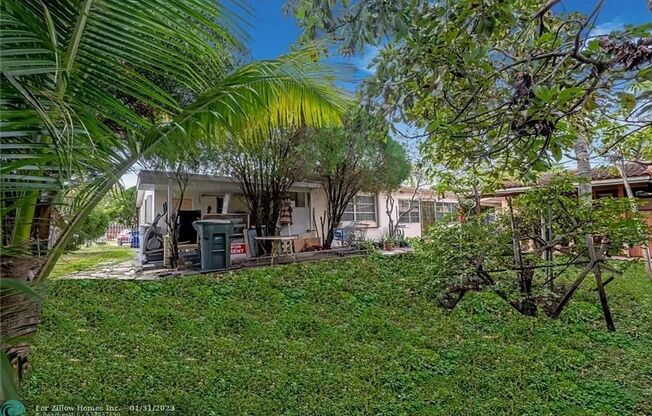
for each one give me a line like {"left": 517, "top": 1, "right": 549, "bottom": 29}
{"left": 591, "top": 18, "right": 624, "bottom": 36}
{"left": 353, "top": 45, "right": 380, "bottom": 74}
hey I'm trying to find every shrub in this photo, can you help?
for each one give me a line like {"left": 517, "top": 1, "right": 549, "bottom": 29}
{"left": 413, "top": 173, "right": 650, "bottom": 322}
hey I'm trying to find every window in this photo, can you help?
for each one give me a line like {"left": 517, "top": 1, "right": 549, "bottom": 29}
{"left": 435, "top": 202, "right": 457, "bottom": 220}
{"left": 342, "top": 195, "right": 377, "bottom": 222}
{"left": 398, "top": 199, "right": 420, "bottom": 223}
{"left": 596, "top": 191, "right": 617, "bottom": 199}
{"left": 289, "top": 192, "right": 308, "bottom": 208}
{"left": 215, "top": 196, "right": 224, "bottom": 213}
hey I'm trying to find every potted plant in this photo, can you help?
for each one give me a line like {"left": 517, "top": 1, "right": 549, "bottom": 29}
{"left": 381, "top": 234, "right": 396, "bottom": 251}
{"left": 395, "top": 234, "right": 406, "bottom": 248}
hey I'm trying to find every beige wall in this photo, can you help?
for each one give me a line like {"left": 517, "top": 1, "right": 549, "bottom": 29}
{"left": 139, "top": 179, "right": 460, "bottom": 240}
{"left": 308, "top": 188, "right": 459, "bottom": 242}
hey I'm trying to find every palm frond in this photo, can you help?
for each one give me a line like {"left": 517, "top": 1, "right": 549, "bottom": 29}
{"left": 147, "top": 48, "right": 349, "bottom": 151}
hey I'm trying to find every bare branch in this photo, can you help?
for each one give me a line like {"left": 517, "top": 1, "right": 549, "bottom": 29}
{"left": 533, "top": 0, "right": 562, "bottom": 19}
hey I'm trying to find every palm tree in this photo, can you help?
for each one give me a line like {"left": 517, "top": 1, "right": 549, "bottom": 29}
{"left": 1, "top": 0, "right": 346, "bottom": 398}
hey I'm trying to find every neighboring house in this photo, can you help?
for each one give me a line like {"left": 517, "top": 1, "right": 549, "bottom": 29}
{"left": 483, "top": 162, "right": 652, "bottom": 257}
{"left": 135, "top": 170, "right": 460, "bottom": 246}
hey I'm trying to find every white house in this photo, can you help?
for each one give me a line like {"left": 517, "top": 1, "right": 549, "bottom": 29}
{"left": 136, "top": 170, "right": 461, "bottom": 248}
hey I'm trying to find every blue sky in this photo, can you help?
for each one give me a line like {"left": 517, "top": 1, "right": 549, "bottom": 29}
{"left": 235, "top": 0, "right": 375, "bottom": 91}
{"left": 121, "top": 0, "right": 651, "bottom": 187}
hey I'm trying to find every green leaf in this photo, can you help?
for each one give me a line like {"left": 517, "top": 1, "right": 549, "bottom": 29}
{"left": 587, "top": 39, "right": 600, "bottom": 52}
{"left": 1, "top": 351, "right": 20, "bottom": 400}
{"left": 0, "top": 279, "right": 44, "bottom": 302}
{"left": 617, "top": 92, "right": 636, "bottom": 112}
{"left": 533, "top": 85, "right": 552, "bottom": 103}
{"left": 558, "top": 87, "right": 582, "bottom": 105}
{"left": 551, "top": 146, "right": 562, "bottom": 162}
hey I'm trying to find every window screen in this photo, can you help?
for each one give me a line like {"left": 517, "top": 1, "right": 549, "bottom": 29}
{"left": 341, "top": 195, "right": 376, "bottom": 222}
{"left": 435, "top": 202, "right": 457, "bottom": 220}
{"left": 398, "top": 199, "right": 420, "bottom": 223}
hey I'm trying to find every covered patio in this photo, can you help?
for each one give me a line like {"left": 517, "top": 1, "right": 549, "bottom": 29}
{"left": 136, "top": 170, "right": 324, "bottom": 264}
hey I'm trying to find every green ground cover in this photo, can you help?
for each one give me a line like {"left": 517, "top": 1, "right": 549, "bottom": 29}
{"left": 24, "top": 255, "right": 652, "bottom": 415}
{"left": 49, "top": 245, "right": 136, "bottom": 279}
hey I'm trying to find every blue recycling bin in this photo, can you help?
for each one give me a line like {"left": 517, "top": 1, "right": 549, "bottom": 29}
{"left": 333, "top": 227, "right": 351, "bottom": 244}
{"left": 129, "top": 230, "right": 140, "bottom": 248}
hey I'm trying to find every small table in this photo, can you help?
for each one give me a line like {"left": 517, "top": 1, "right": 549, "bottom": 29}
{"left": 254, "top": 235, "right": 298, "bottom": 263}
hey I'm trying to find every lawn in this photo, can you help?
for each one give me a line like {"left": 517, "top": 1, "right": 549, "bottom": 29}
{"left": 49, "top": 244, "right": 136, "bottom": 279}
{"left": 24, "top": 255, "right": 652, "bottom": 415}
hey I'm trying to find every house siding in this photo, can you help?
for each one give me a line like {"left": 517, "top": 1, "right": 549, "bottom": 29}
{"left": 137, "top": 172, "right": 460, "bottom": 243}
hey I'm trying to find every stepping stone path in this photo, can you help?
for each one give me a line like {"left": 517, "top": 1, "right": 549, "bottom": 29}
{"left": 61, "top": 260, "right": 161, "bottom": 280}
{"left": 60, "top": 247, "right": 399, "bottom": 280}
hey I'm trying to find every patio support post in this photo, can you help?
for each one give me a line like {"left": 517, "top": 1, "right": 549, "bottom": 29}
{"left": 223, "top": 193, "right": 231, "bottom": 214}
{"left": 163, "top": 235, "right": 170, "bottom": 268}
{"left": 167, "top": 178, "right": 172, "bottom": 229}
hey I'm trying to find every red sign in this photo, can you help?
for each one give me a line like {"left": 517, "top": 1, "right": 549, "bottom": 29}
{"left": 231, "top": 242, "right": 246, "bottom": 255}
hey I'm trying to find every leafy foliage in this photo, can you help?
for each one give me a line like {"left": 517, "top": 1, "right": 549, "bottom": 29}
{"left": 1, "top": 0, "right": 348, "bottom": 398}
{"left": 514, "top": 173, "right": 651, "bottom": 250}
{"left": 220, "top": 128, "right": 314, "bottom": 238}
{"left": 105, "top": 187, "right": 138, "bottom": 229}
{"left": 65, "top": 208, "right": 110, "bottom": 251}
{"left": 311, "top": 107, "right": 411, "bottom": 246}
{"left": 289, "top": 0, "right": 652, "bottom": 175}
{"left": 413, "top": 173, "right": 651, "bottom": 315}
{"left": 1, "top": 0, "right": 348, "bottom": 279}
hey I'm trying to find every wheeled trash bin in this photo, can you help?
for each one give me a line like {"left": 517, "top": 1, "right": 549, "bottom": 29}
{"left": 193, "top": 219, "right": 235, "bottom": 270}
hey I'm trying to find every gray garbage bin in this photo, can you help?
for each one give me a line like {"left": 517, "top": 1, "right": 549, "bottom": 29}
{"left": 193, "top": 219, "right": 234, "bottom": 270}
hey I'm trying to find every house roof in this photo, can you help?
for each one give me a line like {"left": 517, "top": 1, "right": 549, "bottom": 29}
{"left": 500, "top": 162, "right": 652, "bottom": 190}
{"left": 591, "top": 162, "right": 652, "bottom": 180}
{"left": 137, "top": 170, "right": 452, "bottom": 199}
{"left": 137, "top": 169, "right": 322, "bottom": 191}
{"left": 393, "top": 186, "right": 458, "bottom": 201}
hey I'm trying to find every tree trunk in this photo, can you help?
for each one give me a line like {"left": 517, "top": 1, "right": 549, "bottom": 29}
{"left": 11, "top": 192, "right": 39, "bottom": 250}
{"left": 386, "top": 194, "right": 396, "bottom": 238}
{"left": 616, "top": 160, "right": 652, "bottom": 279}
{"left": 325, "top": 228, "right": 335, "bottom": 249}
{"left": 0, "top": 256, "right": 44, "bottom": 395}
{"left": 573, "top": 136, "right": 592, "bottom": 203}
{"left": 324, "top": 197, "right": 341, "bottom": 249}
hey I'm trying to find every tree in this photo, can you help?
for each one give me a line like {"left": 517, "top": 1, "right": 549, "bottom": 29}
{"left": 289, "top": 0, "right": 652, "bottom": 330}
{"left": 312, "top": 108, "right": 411, "bottom": 247}
{"left": 384, "top": 164, "right": 427, "bottom": 239}
{"left": 220, "top": 128, "right": 312, "bottom": 243}
{"left": 1, "top": 1, "right": 346, "bottom": 396}
{"left": 106, "top": 187, "right": 138, "bottom": 229}
{"left": 601, "top": 126, "right": 652, "bottom": 278}
{"left": 66, "top": 208, "right": 110, "bottom": 251}
{"left": 414, "top": 173, "right": 649, "bottom": 326}
{"left": 143, "top": 139, "right": 209, "bottom": 267}
{"left": 288, "top": 0, "right": 651, "bottom": 176}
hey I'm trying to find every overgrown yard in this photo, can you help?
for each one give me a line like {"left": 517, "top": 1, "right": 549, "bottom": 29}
{"left": 24, "top": 255, "right": 652, "bottom": 415}
{"left": 49, "top": 245, "right": 135, "bottom": 279}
